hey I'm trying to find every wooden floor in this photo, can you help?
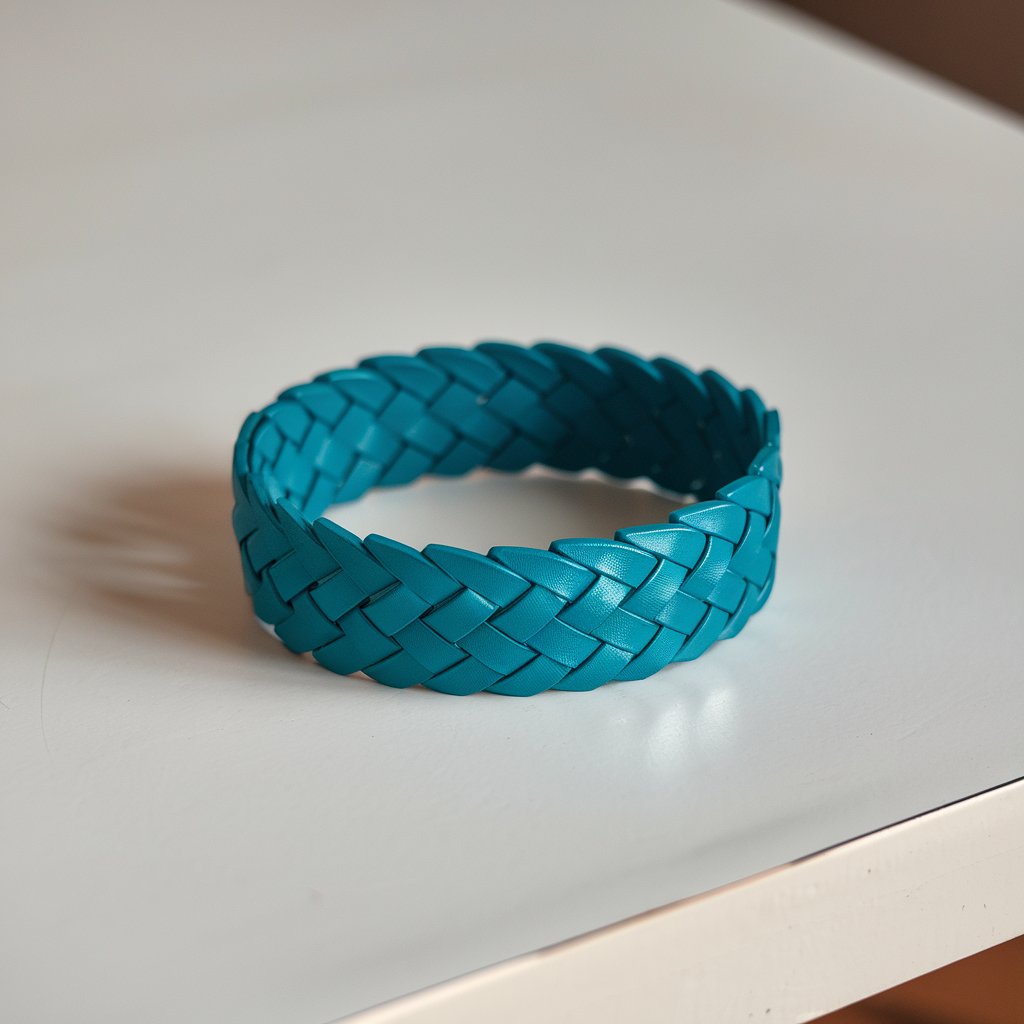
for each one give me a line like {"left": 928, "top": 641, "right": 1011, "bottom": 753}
{"left": 817, "top": 936, "right": 1024, "bottom": 1024}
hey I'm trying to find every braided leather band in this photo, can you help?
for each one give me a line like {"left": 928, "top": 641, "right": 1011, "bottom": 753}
{"left": 231, "top": 342, "right": 781, "bottom": 696}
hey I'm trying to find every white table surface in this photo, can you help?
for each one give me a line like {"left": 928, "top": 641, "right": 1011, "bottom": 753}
{"left": 2, "top": 1, "right": 1023, "bottom": 1022}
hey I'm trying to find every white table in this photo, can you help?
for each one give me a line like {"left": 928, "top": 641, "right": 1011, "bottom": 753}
{"left": 2, "top": 2, "right": 1022, "bottom": 1021}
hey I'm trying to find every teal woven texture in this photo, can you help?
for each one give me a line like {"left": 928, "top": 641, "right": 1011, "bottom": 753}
{"left": 231, "top": 342, "right": 782, "bottom": 695}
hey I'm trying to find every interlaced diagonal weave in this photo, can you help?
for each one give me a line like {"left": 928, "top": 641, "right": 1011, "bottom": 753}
{"left": 231, "top": 341, "right": 781, "bottom": 695}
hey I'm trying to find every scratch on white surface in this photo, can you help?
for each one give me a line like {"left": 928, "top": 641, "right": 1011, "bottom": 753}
{"left": 39, "top": 596, "right": 73, "bottom": 756}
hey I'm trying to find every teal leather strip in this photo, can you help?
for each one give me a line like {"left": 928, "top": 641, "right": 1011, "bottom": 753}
{"left": 231, "top": 342, "right": 782, "bottom": 695}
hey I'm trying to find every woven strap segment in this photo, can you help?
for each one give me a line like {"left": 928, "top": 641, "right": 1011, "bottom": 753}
{"left": 231, "top": 342, "right": 781, "bottom": 695}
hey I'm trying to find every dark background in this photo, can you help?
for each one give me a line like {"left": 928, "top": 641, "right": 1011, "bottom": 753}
{"left": 773, "top": 0, "right": 1024, "bottom": 117}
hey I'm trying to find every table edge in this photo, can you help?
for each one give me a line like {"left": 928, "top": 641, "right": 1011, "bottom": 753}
{"left": 343, "top": 775, "right": 1024, "bottom": 1023}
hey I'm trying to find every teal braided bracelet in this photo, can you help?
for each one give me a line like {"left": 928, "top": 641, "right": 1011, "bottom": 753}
{"left": 231, "top": 342, "right": 781, "bottom": 696}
